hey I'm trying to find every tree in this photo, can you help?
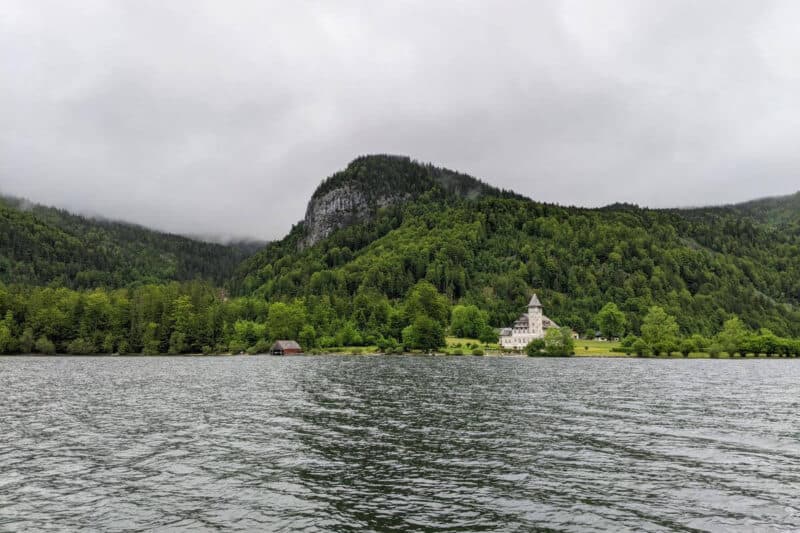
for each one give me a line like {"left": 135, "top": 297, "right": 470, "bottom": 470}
{"left": 402, "top": 315, "right": 445, "bottom": 352}
{"left": 35, "top": 336, "right": 56, "bottom": 355}
{"left": 141, "top": 322, "right": 161, "bottom": 355}
{"left": 478, "top": 325, "right": 498, "bottom": 344}
{"left": 299, "top": 324, "right": 317, "bottom": 349}
{"left": 543, "top": 327, "right": 575, "bottom": 356}
{"left": 679, "top": 338, "right": 695, "bottom": 357}
{"left": 596, "top": 303, "right": 627, "bottom": 339}
{"left": 716, "top": 317, "right": 747, "bottom": 356}
{"left": 450, "top": 305, "right": 490, "bottom": 338}
{"left": 526, "top": 338, "right": 545, "bottom": 356}
{"left": 266, "top": 301, "right": 306, "bottom": 340}
{"left": 66, "top": 338, "right": 96, "bottom": 355}
{"left": 402, "top": 281, "right": 449, "bottom": 327}
{"left": 336, "top": 321, "right": 363, "bottom": 346}
{"left": 632, "top": 337, "right": 650, "bottom": 357}
{"left": 168, "top": 331, "right": 188, "bottom": 354}
{"left": 641, "top": 306, "right": 679, "bottom": 355}
{"left": 18, "top": 327, "right": 34, "bottom": 353}
{"left": 0, "top": 323, "right": 12, "bottom": 353}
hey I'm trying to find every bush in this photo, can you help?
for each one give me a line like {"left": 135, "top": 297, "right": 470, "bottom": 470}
{"left": 471, "top": 348, "right": 484, "bottom": 356}
{"left": 350, "top": 348, "right": 363, "bottom": 355}
{"left": 202, "top": 345, "right": 214, "bottom": 355}
{"left": 66, "top": 338, "right": 96, "bottom": 355}
{"left": 228, "top": 340, "right": 246, "bottom": 354}
{"left": 452, "top": 348, "right": 464, "bottom": 355}
{"left": 246, "top": 339, "right": 271, "bottom": 355}
{"left": 117, "top": 340, "right": 130, "bottom": 355}
{"left": 632, "top": 338, "right": 650, "bottom": 357}
{"left": 679, "top": 338, "right": 695, "bottom": 357}
{"left": 708, "top": 343, "right": 722, "bottom": 358}
{"left": 168, "top": 331, "right": 188, "bottom": 354}
{"left": 526, "top": 338, "right": 546, "bottom": 356}
{"left": 35, "top": 336, "right": 56, "bottom": 355}
{"left": 543, "top": 327, "right": 575, "bottom": 356}
{"left": 620, "top": 335, "right": 637, "bottom": 348}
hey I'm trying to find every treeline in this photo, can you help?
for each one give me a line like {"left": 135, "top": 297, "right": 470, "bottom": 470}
{"left": 0, "top": 279, "right": 465, "bottom": 355}
{"left": 229, "top": 191, "right": 800, "bottom": 339}
{"left": 619, "top": 307, "right": 800, "bottom": 357}
{"left": 0, "top": 195, "right": 261, "bottom": 288}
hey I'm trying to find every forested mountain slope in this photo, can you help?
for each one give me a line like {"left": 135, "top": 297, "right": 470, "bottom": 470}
{"left": 0, "top": 195, "right": 261, "bottom": 288}
{"left": 676, "top": 191, "right": 800, "bottom": 232}
{"left": 231, "top": 156, "right": 800, "bottom": 337}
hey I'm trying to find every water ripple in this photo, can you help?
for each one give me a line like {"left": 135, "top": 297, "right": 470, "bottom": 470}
{"left": 1, "top": 356, "right": 800, "bottom": 531}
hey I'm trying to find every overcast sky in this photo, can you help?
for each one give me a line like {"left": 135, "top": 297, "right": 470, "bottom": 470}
{"left": 2, "top": 1, "right": 799, "bottom": 240}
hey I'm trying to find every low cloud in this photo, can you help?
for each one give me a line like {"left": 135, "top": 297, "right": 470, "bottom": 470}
{"left": 2, "top": 1, "right": 799, "bottom": 239}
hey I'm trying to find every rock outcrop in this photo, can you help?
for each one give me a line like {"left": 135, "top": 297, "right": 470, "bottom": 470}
{"left": 298, "top": 154, "right": 497, "bottom": 248}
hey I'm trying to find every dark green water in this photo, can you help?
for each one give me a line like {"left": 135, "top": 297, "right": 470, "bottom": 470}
{"left": 1, "top": 355, "right": 799, "bottom": 532}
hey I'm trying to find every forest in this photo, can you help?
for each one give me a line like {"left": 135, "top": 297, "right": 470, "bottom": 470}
{"left": 0, "top": 195, "right": 261, "bottom": 288}
{"left": 1, "top": 155, "right": 799, "bottom": 355}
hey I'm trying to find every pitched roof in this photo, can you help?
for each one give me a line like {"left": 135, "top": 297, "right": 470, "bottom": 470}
{"left": 528, "top": 294, "right": 542, "bottom": 308}
{"left": 271, "top": 340, "right": 301, "bottom": 350}
{"left": 542, "top": 315, "right": 559, "bottom": 328}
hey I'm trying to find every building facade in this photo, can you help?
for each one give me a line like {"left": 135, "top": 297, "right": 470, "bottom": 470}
{"left": 499, "top": 294, "right": 560, "bottom": 350}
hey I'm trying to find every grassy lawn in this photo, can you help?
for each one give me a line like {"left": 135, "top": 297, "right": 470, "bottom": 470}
{"left": 308, "top": 339, "right": 800, "bottom": 358}
{"left": 573, "top": 339, "right": 627, "bottom": 357}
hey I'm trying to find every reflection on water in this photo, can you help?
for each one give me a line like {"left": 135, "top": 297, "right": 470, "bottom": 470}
{"left": 1, "top": 355, "right": 799, "bottom": 531}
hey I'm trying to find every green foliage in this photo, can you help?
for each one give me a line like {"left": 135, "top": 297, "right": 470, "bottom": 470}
{"left": 526, "top": 338, "right": 546, "bottom": 356}
{"left": 631, "top": 337, "right": 650, "bottom": 357}
{"left": 4, "top": 157, "right": 800, "bottom": 357}
{"left": 707, "top": 343, "right": 722, "bottom": 358}
{"left": 641, "top": 306, "right": 679, "bottom": 355}
{"left": 596, "top": 303, "right": 627, "bottom": 339}
{"left": 543, "top": 327, "right": 575, "bottom": 357}
{"left": 266, "top": 301, "right": 306, "bottom": 341}
{"left": 246, "top": 339, "right": 271, "bottom": 355}
{"left": 229, "top": 158, "right": 800, "bottom": 342}
{"left": 402, "top": 315, "right": 445, "bottom": 351}
{"left": 717, "top": 317, "right": 747, "bottom": 356}
{"left": 403, "top": 281, "right": 450, "bottom": 327}
{"left": 34, "top": 336, "right": 55, "bottom": 355}
{"left": 299, "top": 324, "right": 317, "bottom": 349}
{"left": 0, "top": 195, "right": 260, "bottom": 288}
{"left": 471, "top": 348, "right": 484, "bottom": 356}
{"left": 66, "top": 338, "right": 96, "bottom": 355}
{"left": 679, "top": 338, "right": 695, "bottom": 357}
{"left": 0, "top": 323, "right": 12, "bottom": 353}
{"left": 450, "top": 305, "right": 488, "bottom": 338}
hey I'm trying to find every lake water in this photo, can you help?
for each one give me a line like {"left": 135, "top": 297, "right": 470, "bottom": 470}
{"left": 1, "top": 356, "right": 799, "bottom": 532}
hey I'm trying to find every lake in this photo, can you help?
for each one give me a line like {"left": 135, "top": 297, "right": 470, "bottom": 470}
{"left": 1, "top": 355, "right": 799, "bottom": 532}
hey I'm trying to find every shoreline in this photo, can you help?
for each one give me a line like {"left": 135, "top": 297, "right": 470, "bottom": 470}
{"left": 3, "top": 351, "right": 799, "bottom": 359}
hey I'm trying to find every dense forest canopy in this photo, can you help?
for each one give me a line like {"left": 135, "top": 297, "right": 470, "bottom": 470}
{"left": 0, "top": 195, "right": 262, "bottom": 288}
{"left": 1, "top": 155, "right": 799, "bottom": 354}
{"left": 232, "top": 156, "right": 800, "bottom": 338}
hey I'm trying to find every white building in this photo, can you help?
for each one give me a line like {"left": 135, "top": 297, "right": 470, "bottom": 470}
{"left": 499, "top": 294, "right": 560, "bottom": 350}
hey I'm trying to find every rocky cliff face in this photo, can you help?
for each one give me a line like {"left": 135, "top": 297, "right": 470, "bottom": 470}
{"left": 300, "top": 184, "right": 409, "bottom": 248}
{"left": 298, "top": 154, "right": 497, "bottom": 249}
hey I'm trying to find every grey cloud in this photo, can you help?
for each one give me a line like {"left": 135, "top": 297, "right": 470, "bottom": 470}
{"left": 1, "top": 0, "right": 799, "bottom": 239}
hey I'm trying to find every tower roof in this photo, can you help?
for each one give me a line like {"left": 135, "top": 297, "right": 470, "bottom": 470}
{"left": 528, "top": 294, "right": 542, "bottom": 308}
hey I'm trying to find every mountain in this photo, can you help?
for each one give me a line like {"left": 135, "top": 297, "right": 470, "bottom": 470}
{"left": 300, "top": 155, "right": 509, "bottom": 247}
{"left": 678, "top": 191, "right": 800, "bottom": 230}
{"left": 0, "top": 195, "right": 262, "bottom": 288}
{"left": 231, "top": 155, "right": 800, "bottom": 337}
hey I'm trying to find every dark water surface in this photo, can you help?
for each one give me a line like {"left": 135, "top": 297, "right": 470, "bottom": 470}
{"left": 1, "top": 356, "right": 800, "bottom": 532}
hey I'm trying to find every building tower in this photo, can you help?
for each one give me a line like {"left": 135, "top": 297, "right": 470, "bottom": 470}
{"left": 528, "top": 293, "right": 543, "bottom": 338}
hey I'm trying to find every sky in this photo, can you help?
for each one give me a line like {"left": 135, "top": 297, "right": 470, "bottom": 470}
{"left": 2, "top": 1, "right": 799, "bottom": 240}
